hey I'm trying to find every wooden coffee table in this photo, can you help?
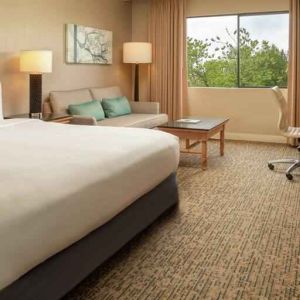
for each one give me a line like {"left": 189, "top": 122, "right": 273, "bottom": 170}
{"left": 158, "top": 117, "right": 229, "bottom": 170}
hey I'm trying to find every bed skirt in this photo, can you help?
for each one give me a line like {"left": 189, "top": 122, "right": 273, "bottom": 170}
{"left": 0, "top": 173, "right": 178, "bottom": 300}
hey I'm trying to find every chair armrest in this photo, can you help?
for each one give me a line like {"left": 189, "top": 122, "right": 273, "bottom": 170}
{"left": 129, "top": 101, "right": 160, "bottom": 114}
{"left": 71, "top": 115, "right": 97, "bottom": 126}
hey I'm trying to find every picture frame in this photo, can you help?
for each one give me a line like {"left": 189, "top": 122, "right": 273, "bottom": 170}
{"left": 66, "top": 24, "right": 112, "bottom": 65}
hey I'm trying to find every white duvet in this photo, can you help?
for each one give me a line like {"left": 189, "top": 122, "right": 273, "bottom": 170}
{"left": 0, "top": 119, "right": 179, "bottom": 290}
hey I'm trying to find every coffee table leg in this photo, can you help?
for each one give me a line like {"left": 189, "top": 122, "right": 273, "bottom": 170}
{"left": 201, "top": 140, "right": 208, "bottom": 170}
{"left": 220, "top": 126, "right": 225, "bottom": 156}
{"left": 185, "top": 139, "right": 190, "bottom": 149}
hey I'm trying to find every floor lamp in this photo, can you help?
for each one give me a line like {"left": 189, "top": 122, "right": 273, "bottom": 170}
{"left": 20, "top": 50, "right": 53, "bottom": 118}
{"left": 123, "top": 42, "right": 152, "bottom": 102}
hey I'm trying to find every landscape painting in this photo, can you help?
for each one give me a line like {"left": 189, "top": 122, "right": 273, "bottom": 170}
{"left": 66, "top": 24, "right": 112, "bottom": 64}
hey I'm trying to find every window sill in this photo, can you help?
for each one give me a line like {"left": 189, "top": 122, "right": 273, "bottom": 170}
{"left": 188, "top": 86, "right": 288, "bottom": 90}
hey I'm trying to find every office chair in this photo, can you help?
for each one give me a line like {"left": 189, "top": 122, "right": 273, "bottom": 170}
{"left": 267, "top": 86, "right": 300, "bottom": 180}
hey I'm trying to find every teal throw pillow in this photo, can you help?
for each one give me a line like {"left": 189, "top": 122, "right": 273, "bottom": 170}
{"left": 68, "top": 100, "right": 105, "bottom": 121}
{"left": 101, "top": 96, "right": 131, "bottom": 118}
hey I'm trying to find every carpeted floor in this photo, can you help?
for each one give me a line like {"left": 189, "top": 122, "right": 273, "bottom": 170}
{"left": 64, "top": 141, "right": 300, "bottom": 300}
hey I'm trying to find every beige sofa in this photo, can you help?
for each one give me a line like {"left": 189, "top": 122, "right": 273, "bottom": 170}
{"left": 45, "top": 86, "right": 168, "bottom": 128}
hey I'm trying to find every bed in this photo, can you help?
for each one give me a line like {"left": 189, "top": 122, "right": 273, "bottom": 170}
{"left": 0, "top": 119, "right": 179, "bottom": 300}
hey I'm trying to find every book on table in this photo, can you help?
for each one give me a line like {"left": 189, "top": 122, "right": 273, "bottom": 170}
{"left": 176, "top": 119, "right": 201, "bottom": 124}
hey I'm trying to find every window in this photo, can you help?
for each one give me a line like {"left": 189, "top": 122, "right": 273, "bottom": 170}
{"left": 187, "top": 12, "right": 289, "bottom": 88}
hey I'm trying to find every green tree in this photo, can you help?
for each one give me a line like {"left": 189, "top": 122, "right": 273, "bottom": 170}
{"left": 187, "top": 28, "right": 288, "bottom": 88}
{"left": 187, "top": 37, "right": 210, "bottom": 86}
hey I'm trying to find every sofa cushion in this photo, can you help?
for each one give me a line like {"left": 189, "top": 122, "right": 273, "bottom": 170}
{"left": 97, "top": 113, "right": 168, "bottom": 129}
{"left": 90, "top": 86, "right": 122, "bottom": 102}
{"left": 50, "top": 89, "right": 92, "bottom": 113}
{"left": 68, "top": 100, "right": 105, "bottom": 121}
{"left": 101, "top": 96, "right": 131, "bottom": 118}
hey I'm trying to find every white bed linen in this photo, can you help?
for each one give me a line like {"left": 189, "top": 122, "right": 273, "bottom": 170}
{"left": 0, "top": 120, "right": 179, "bottom": 290}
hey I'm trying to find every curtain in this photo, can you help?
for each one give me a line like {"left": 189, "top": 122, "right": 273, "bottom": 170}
{"left": 288, "top": 0, "right": 300, "bottom": 144}
{"left": 149, "top": 0, "right": 187, "bottom": 120}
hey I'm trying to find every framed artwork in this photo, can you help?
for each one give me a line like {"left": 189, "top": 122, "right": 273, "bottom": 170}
{"left": 66, "top": 24, "right": 112, "bottom": 64}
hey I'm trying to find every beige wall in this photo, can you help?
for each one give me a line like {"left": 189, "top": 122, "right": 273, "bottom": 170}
{"left": 132, "top": 0, "right": 290, "bottom": 143}
{"left": 187, "top": 0, "right": 289, "bottom": 16}
{"left": 0, "top": 0, "right": 132, "bottom": 116}
{"left": 188, "top": 88, "right": 287, "bottom": 143}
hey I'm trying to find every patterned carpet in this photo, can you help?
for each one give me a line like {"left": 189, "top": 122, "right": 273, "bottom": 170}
{"left": 64, "top": 141, "right": 300, "bottom": 300}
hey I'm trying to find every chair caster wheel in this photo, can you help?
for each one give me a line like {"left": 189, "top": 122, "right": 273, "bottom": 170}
{"left": 286, "top": 173, "right": 293, "bottom": 180}
{"left": 268, "top": 163, "right": 274, "bottom": 170}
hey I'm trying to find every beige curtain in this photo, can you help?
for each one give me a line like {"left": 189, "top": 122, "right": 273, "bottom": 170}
{"left": 149, "top": 0, "right": 187, "bottom": 120}
{"left": 288, "top": 0, "right": 300, "bottom": 144}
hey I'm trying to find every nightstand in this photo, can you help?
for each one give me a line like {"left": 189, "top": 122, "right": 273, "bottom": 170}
{"left": 4, "top": 113, "right": 73, "bottom": 124}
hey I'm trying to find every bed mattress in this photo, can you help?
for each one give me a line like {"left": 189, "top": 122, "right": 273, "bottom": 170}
{"left": 0, "top": 119, "right": 179, "bottom": 290}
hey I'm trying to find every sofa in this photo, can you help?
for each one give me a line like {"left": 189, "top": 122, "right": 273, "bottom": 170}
{"left": 44, "top": 86, "right": 168, "bottom": 128}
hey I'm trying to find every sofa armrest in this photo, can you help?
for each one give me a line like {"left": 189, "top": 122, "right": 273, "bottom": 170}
{"left": 129, "top": 101, "right": 160, "bottom": 114}
{"left": 71, "top": 115, "right": 97, "bottom": 126}
{"left": 43, "top": 100, "right": 52, "bottom": 114}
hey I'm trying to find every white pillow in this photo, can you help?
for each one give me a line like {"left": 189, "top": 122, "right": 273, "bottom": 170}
{"left": 0, "top": 83, "right": 3, "bottom": 120}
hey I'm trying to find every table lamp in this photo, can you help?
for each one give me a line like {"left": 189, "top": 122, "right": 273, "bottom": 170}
{"left": 123, "top": 42, "right": 152, "bottom": 102}
{"left": 20, "top": 50, "right": 53, "bottom": 118}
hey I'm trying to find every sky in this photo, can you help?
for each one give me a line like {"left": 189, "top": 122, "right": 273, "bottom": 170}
{"left": 187, "top": 13, "right": 289, "bottom": 52}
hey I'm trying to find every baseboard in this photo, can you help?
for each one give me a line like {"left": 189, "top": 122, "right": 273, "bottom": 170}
{"left": 221, "top": 132, "right": 287, "bottom": 144}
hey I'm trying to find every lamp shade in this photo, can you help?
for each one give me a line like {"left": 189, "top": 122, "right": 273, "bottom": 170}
{"left": 123, "top": 42, "right": 152, "bottom": 64}
{"left": 20, "top": 50, "right": 53, "bottom": 74}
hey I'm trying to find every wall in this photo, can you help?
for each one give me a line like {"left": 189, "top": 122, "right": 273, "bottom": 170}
{"left": 187, "top": 0, "right": 289, "bottom": 16}
{"left": 132, "top": 0, "right": 290, "bottom": 143}
{"left": 0, "top": 0, "right": 132, "bottom": 116}
{"left": 188, "top": 88, "right": 287, "bottom": 143}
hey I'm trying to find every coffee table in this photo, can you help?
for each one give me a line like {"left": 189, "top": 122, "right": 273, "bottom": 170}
{"left": 158, "top": 117, "right": 229, "bottom": 170}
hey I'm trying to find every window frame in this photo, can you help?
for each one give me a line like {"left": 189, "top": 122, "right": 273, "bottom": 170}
{"left": 187, "top": 11, "right": 289, "bottom": 89}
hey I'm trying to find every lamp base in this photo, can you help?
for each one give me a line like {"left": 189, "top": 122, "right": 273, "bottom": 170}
{"left": 30, "top": 112, "right": 43, "bottom": 119}
{"left": 134, "top": 64, "right": 139, "bottom": 102}
{"left": 29, "top": 74, "right": 42, "bottom": 116}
